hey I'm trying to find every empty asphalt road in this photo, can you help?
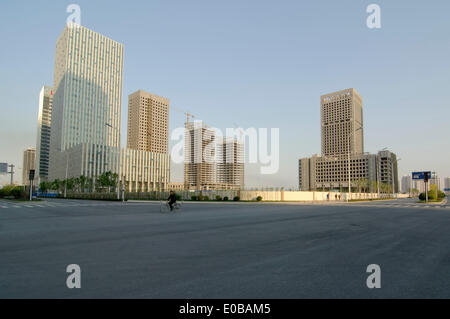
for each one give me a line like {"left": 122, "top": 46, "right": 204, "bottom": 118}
{"left": 1, "top": 198, "right": 449, "bottom": 298}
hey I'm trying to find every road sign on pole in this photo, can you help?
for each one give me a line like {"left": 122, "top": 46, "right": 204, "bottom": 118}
{"left": 29, "top": 169, "right": 35, "bottom": 201}
{"left": 412, "top": 171, "right": 432, "bottom": 180}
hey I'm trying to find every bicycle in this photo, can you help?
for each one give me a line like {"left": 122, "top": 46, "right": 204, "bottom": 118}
{"left": 160, "top": 200, "right": 183, "bottom": 213}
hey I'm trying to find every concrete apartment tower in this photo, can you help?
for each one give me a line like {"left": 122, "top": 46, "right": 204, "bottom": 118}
{"left": 35, "top": 86, "right": 53, "bottom": 184}
{"left": 321, "top": 88, "right": 363, "bottom": 156}
{"left": 127, "top": 90, "right": 169, "bottom": 153}
{"left": 22, "top": 148, "right": 36, "bottom": 186}
{"left": 49, "top": 23, "right": 124, "bottom": 180}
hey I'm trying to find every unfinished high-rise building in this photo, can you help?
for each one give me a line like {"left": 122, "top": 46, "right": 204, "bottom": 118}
{"left": 185, "top": 121, "right": 244, "bottom": 190}
{"left": 216, "top": 138, "right": 244, "bottom": 189}
{"left": 185, "top": 121, "right": 217, "bottom": 190}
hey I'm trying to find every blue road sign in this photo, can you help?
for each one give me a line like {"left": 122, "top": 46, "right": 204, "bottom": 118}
{"left": 412, "top": 171, "right": 431, "bottom": 180}
{"left": 0, "top": 162, "right": 7, "bottom": 174}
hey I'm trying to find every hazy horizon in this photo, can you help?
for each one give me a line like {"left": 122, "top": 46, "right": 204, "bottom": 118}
{"left": 1, "top": 0, "right": 449, "bottom": 187}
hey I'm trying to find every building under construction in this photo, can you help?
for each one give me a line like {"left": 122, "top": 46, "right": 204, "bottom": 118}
{"left": 185, "top": 121, "right": 244, "bottom": 190}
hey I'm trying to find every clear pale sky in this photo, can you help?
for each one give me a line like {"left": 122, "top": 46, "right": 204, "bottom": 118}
{"left": 0, "top": 0, "right": 449, "bottom": 187}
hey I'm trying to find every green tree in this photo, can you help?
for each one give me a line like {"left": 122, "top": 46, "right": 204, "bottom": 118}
{"left": 79, "top": 175, "right": 87, "bottom": 193}
{"left": 39, "top": 181, "right": 50, "bottom": 193}
{"left": 52, "top": 179, "right": 62, "bottom": 193}
{"left": 63, "top": 178, "right": 75, "bottom": 192}
{"left": 98, "top": 171, "right": 118, "bottom": 192}
{"left": 72, "top": 177, "right": 81, "bottom": 193}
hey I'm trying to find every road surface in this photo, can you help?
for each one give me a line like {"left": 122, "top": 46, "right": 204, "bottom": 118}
{"left": 1, "top": 198, "right": 449, "bottom": 298}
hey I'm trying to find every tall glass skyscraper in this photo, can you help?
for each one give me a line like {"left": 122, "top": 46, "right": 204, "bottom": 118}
{"left": 49, "top": 23, "right": 124, "bottom": 180}
{"left": 35, "top": 86, "right": 53, "bottom": 183}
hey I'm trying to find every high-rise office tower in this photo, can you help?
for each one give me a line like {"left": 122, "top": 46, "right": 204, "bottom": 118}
{"left": 299, "top": 88, "right": 399, "bottom": 193}
{"left": 22, "top": 148, "right": 36, "bottom": 186}
{"left": 35, "top": 86, "right": 53, "bottom": 183}
{"left": 321, "top": 88, "right": 363, "bottom": 156}
{"left": 127, "top": 90, "right": 169, "bottom": 154}
{"left": 49, "top": 23, "right": 124, "bottom": 180}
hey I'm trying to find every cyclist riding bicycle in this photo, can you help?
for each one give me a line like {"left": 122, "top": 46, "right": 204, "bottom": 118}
{"left": 167, "top": 190, "right": 177, "bottom": 211}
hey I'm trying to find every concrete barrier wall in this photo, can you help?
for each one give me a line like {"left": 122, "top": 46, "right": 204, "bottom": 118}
{"left": 175, "top": 190, "right": 395, "bottom": 201}
{"left": 240, "top": 191, "right": 281, "bottom": 201}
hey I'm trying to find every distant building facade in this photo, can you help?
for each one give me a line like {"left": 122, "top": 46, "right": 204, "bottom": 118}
{"left": 35, "top": 86, "right": 53, "bottom": 183}
{"left": 119, "top": 148, "right": 170, "bottom": 192}
{"left": 299, "top": 88, "right": 399, "bottom": 193}
{"left": 444, "top": 177, "right": 450, "bottom": 194}
{"left": 401, "top": 175, "right": 411, "bottom": 193}
{"left": 22, "top": 148, "right": 36, "bottom": 186}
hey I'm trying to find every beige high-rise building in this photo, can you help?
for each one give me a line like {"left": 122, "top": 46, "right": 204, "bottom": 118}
{"left": 127, "top": 90, "right": 169, "bottom": 154}
{"left": 22, "top": 148, "right": 36, "bottom": 186}
{"left": 321, "top": 88, "right": 363, "bottom": 157}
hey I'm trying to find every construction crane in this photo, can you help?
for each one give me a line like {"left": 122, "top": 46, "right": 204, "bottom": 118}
{"left": 171, "top": 106, "right": 195, "bottom": 128}
{"left": 233, "top": 123, "right": 245, "bottom": 142}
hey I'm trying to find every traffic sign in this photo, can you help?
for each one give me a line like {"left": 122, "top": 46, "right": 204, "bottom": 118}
{"left": 0, "top": 162, "right": 7, "bottom": 174}
{"left": 412, "top": 171, "right": 431, "bottom": 180}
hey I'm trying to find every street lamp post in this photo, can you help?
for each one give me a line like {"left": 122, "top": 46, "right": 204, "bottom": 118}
{"left": 64, "top": 152, "right": 69, "bottom": 198}
{"left": 347, "top": 125, "right": 362, "bottom": 202}
{"left": 105, "top": 123, "right": 121, "bottom": 200}
{"left": 56, "top": 148, "right": 69, "bottom": 198}
{"left": 382, "top": 147, "right": 400, "bottom": 199}
{"left": 391, "top": 158, "right": 401, "bottom": 199}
